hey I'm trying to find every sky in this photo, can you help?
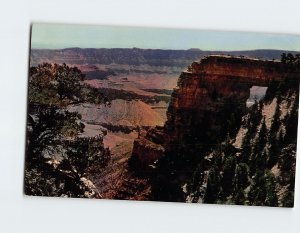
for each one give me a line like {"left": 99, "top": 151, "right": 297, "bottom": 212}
{"left": 31, "top": 23, "right": 300, "bottom": 51}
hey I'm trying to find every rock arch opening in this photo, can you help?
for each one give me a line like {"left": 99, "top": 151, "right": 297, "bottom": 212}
{"left": 246, "top": 86, "right": 268, "bottom": 107}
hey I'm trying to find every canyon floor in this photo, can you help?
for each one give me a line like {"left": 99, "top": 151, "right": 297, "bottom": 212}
{"left": 79, "top": 74, "right": 173, "bottom": 200}
{"left": 88, "top": 139, "right": 151, "bottom": 200}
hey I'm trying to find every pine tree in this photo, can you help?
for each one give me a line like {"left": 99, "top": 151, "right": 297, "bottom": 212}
{"left": 284, "top": 96, "right": 299, "bottom": 144}
{"left": 250, "top": 118, "right": 267, "bottom": 172}
{"left": 267, "top": 101, "right": 281, "bottom": 167}
{"left": 233, "top": 163, "right": 249, "bottom": 190}
{"left": 203, "top": 167, "right": 222, "bottom": 204}
{"left": 258, "top": 118, "right": 268, "bottom": 147}
{"left": 267, "top": 140, "right": 279, "bottom": 168}
{"left": 222, "top": 155, "right": 237, "bottom": 196}
{"left": 264, "top": 171, "right": 278, "bottom": 207}
{"left": 233, "top": 188, "right": 246, "bottom": 205}
{"left": 248, "top": 170, "right": 278, "bottom": 207}
{"left": 188, "top": 161, "right": 205, "bottom": 194}
{"left": 281, "top": 53, "right": 287, "bottom": 63}
{"left": 248, "top": 170, "right": 267, "bottom": 206}
{"left": 264, "top": 79, "right": 278, "bottom": 102}
{"left": 25, "top": 63, "right": 110, "bottom": 197}
{"left": 269, "top": 102, "right": 281, "bottom": 138}
{"left": 282, "top": 191, "right": 294, "bottom": 207}
{"left": 253, "top": 102, "right": 263, "bottom": 127}
{"left": 240, "top": 131, "right": 252, "bottom": 163}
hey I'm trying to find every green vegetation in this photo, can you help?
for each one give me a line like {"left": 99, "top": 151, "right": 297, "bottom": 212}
{"left": 184, "top": 78, "right": 299, "bottom": 206}
{"left": 281, "top": 53, "right": 300, "bottom": 65}
{"left": 25, "top": 63, "right": 111, "bottom": 197}
{"left": 151, "top": 56, "right": 299, "bottom": 206}
{"left": 28, "top": 63, "right": 106, "bottom": 106}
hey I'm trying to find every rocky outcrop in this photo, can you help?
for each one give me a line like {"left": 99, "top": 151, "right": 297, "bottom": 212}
{"left": 131, "top": 55, "right": 300, "bottom": 168}
{"left": 131, "top": 126, "right": 165, "bottom": 169}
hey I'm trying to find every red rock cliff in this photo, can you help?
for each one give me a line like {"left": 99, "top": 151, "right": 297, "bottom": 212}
{"left": 131, "top": 55, "right": 300, "bottom": 168}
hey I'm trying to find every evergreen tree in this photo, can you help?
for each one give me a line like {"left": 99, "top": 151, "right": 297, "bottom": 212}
{"left": 264, "top": 171, "right": 278, "bottom": 207}
{"left": 248, "top": 170, "right": 267, "bottom": 206}
{"left": 248, "top": 170, "right": 278, "bottom": 207}
{"left": 59, "top": 136, "right": 110, "bottom": 179}
{"left": 267, "top": 102, "right": 281, "bottom": 168}
{"left": 188, "top": 161, "right": 205, "bottom": 194}
{"left": 233, "top": 188, "right": 246, "bottom": 205}
{"left": 278, "top": 145, "right": 296, "bottom": 172}
{"left": 284, "top": 96, "right": 299, "bottom": 144}
{"left": 267, "top": 141, "right": 279, "bottom": 168}
{"left": 264, "top": 79, "right": 278, "bottom": 102}
{"left": 227, "top": 113, "right": 237, "bottom": 137}
{"left": 281, "top": 53, "right": 287, "bottom": 63}
{"left": 222, "top": 155, "right": 237, "bottom": 196}
{"left": 250, "top": 118, "right": 267, "bottom": 172}
{"left": 233, "top": 163, "right": 249, "bottom": 190}
{"left": 286, "top": 53, "right": 295, "bottom": 64}
{"left": 282, "top": 191, "right": 294, "bottom": 207}
{"left": 54, "top": 63, "right": 84, "bottom": 101}
{"left": 248, "top": 102, "right": 262, "bottom": 139}
{"left": 25, "top": 63, "right": 110, "bottom": 198}
{"left": 203, "top": 167, "right": 222, "bottom": 204}
{"left": 269, "top": 102, "right": 281, "bottom": 138}
{"left": 240, "top": 131, "right": 252, "bottom": 163}
{"left": 258, "top": 118, "right": 268, "bottom": 147}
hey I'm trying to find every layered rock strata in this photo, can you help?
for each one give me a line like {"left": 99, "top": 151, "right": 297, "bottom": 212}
{"left": 131, "top": 55, "right": 300, "bottom": 168}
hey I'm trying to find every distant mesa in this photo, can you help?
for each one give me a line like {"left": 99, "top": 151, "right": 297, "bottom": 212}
{"left": 187, "top": 48, "right": 202, "bottom": 51}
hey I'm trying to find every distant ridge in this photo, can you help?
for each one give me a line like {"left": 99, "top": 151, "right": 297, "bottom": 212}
{"left": 30, "top": 47, "right": 300, "bottom": 67}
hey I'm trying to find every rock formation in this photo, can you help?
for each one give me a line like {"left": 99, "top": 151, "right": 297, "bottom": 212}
{"left": 131, "top": 55, "right": 300, "bottom": 168}
{"left": 131, "top": 126, "right": 165, "bottom": 170}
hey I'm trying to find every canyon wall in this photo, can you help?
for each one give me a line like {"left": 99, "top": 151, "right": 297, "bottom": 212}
{"left": 131, "top": 55, "right": 300, "bottom": 168}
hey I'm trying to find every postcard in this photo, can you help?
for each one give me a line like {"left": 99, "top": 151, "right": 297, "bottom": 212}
{"left": 25, "top": 23, "right": 299, "bottom": 207}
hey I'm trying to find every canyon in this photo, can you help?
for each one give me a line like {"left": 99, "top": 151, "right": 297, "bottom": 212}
{"left": 131, "top": 55, "right": 300, "bottom": 171}
{"left": 28, "top": 48, "right": 299, "bottom": 204}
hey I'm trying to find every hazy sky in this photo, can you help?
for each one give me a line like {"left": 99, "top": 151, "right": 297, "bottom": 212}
{"left": 31, "top": 23, "right": 300, "bottom": 51}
